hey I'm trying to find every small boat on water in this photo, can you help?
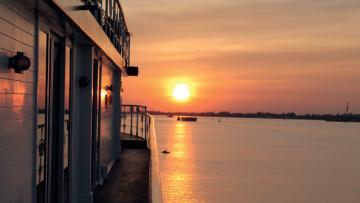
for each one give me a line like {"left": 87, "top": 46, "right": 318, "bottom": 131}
{"left": 167, "top": 115, "right": 173, "bottom": 118}
{"left": 177, "top": 116, "right": 197, "bottom": 122}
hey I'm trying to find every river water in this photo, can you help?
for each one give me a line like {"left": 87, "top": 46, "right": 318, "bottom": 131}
{"left": 154, "top": 116, "right": 360, "bottom": 203}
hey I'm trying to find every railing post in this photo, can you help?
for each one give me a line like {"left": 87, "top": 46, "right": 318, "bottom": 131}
{"left": 130, "top": 105, "right": 133, "bottom": 136}
{"left": 145, "top": 107, "right": 147, "bottom": 139}
{"left": 142, "top": 107, "right": 145, "bottom": 138}
{"left": 136, "top": 106, "right": 139, "bottom": 137}
{"left": 122, "top": 106, "right": 126, "bottom": 134}
{"left": 39, "top": 125, "right": 44, "bottom": 183}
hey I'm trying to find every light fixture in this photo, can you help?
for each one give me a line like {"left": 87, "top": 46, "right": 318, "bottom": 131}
{"left": 105, "top": 85, "right": 115, "bottom": 91}
{"left": 125, "top": 66, "right": 139, "bottom": 76}
{"left": 9, "top": 52, "right": 31, "bottom": 74}
{"left": 104, "top": 85, "right": 114, "bottom": 110}
{"left": 79, "top": 76, "right": 89, "bottom": 87}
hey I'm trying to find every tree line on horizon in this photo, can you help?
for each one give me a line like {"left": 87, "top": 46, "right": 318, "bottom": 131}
{"left": 148, "top": 111, "right": 360, "bottom": 122}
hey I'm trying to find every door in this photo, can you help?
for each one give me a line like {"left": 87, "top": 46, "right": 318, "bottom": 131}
{"left": 36, "top": 31, "right": 72, "bottom": 203}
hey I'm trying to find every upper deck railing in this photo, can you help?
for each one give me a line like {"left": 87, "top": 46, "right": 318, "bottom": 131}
{"left": 82, "top": 0, "right": 131, "bottom": 66}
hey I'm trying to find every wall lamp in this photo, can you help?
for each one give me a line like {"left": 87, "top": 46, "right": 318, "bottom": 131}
{"left": 105, "top": 85, "right": 115, "bottom": 92}
{"left": 125, "top": 66, "right": 139, "bottom": 76}
{"left": 79, "top": 76, "right": 89, "bottom": 88}
{"left": 8, "top": 52, "right": 31, "bottom": 74}
{"left": 104, "top": 85, "right": 114, "bottom": 110}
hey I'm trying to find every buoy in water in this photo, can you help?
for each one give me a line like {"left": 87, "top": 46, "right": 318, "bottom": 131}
{"left": 162, "top": 150, "right": 170, "bottom": 154}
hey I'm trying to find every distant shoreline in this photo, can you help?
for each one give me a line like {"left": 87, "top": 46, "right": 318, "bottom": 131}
{"left": 149, "top": 111, "right": 360, "bottom": 123}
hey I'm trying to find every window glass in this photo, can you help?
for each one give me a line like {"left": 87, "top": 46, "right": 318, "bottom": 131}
{"left": 63, "top": 46, "right": 72, "bottom": 203}
{"left": 36, "top": 30, "right": 48, "bottom": 203}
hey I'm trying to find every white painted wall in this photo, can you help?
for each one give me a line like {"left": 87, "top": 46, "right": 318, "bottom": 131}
{"left": 0, "top": 1, "right": 36, "bottom": 202}
{"left": 0, "top": 0, "right": 127, "bottom": 202}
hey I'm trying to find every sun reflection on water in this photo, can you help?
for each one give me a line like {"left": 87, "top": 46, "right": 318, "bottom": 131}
{"left": 161, "top": 121, "right": 198, "bottom": 203}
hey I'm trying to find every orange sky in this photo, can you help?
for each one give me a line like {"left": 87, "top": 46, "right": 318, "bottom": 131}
{"left": 121, "top": 0, "right": 360, "bottom": 114}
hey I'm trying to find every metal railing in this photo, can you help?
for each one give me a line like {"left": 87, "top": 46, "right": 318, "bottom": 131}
{"left": 121, "top": 105, "right": 151, "bottom": 143}
{"left": 36, "top": 119, "right": 70, "bottom": 184}
{"left": 82, "top": 0, "right": 131, "bottom": 66}
{"left": 37, "top": 123, "right": 46, "bottom": 184}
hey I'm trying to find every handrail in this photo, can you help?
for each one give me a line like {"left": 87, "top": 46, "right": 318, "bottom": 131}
{"left": 122, "top": 104, "right": 147, "bottom": 108}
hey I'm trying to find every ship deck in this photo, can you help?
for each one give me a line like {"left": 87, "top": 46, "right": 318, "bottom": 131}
{"left": 94, "top": 135, "right": 150, "bottom": 203}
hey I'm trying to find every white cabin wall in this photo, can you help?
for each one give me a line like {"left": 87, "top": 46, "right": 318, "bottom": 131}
{"left": 0, "top": 0, "right": 36, "bottom": 202}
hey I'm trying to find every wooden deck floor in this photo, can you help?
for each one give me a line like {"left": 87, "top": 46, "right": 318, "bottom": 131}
{"left": 94, "top": 148, "right": 150, "bottom": 203}
{"left": 120, "top": 134, "right": 148, "bottom": 149}
{"left": 121, "top": 134, "right": 146, "bottom": 141}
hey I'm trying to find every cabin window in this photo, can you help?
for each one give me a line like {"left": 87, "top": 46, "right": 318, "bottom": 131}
{"left": 63, "top": 46, "right": 72, "bottom": 203}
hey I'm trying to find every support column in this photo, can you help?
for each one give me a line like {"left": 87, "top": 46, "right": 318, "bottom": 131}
{"left": 71, "top": 32, "right": 94, "bottom": 203}
{"left": 112, "top": 70, "right": 121, "bottom": 160}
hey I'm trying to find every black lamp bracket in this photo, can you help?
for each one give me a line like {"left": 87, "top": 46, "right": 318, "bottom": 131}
{"left": 8, "top": 52, "right": 31, "bottom": 74}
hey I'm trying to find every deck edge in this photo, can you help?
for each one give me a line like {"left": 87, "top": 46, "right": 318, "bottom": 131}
{"left": 147, "top": 114, "right": 163, "bottom": 203}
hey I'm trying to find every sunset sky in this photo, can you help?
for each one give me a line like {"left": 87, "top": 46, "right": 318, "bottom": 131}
{"left": 121, "top": 0, "right": 360, "bottom": 114}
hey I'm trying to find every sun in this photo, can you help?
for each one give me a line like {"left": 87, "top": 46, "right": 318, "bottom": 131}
{"left": 172, "top": 84, "right": 190, "bottom": 101}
